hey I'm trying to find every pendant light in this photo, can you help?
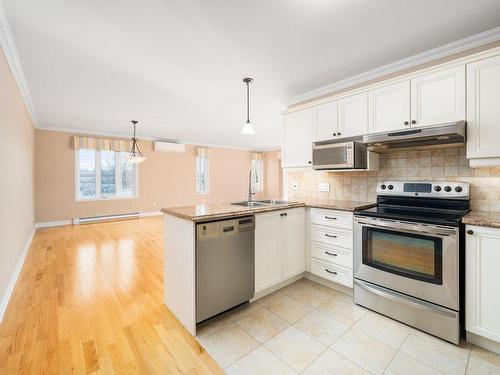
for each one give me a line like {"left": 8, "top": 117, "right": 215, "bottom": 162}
{"left": 128, "top": 120, "right": 147, "bottom": 163}
{"left": 241, "top": 77, "right": 255, "bottom": 134}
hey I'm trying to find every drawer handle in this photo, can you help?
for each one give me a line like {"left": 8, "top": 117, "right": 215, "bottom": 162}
{"left": 325, "top": 251, "right": 338, "bottom": 256}
{"left": 325, "top": 269, "right": 337, "bottom": 275}
{"left": 324, "top": 216, "right": 337, "bottom": 220}
{"left": 325, "top": 233, "right": 337, "bottom": 238}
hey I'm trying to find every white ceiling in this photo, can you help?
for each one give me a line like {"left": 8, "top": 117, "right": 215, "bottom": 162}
{"left": 3, "top": 0, "right": 500, "bottom": 149}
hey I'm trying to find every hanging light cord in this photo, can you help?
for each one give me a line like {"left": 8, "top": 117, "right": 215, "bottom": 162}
{"left": 130, "top": 121, "right": 144, "bottom": 157}
{"left": 246, "top": 80, "right": 250, "bottom": 124}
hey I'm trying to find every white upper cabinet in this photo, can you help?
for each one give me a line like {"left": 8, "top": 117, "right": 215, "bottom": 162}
{"left": 282, "top": 108, "right": 313, "bottom": 168}
{"left": 337, "top": 92, "right": 368, "bottom": 138}
{"left": 368, "top": 80, "right": 411, "bottom": 134}
{"left": 410, "top": 66, "right": 465, "bottom": 127}
{"left": 466, "top": 54, "right": 500, "bottom": 164}
{"left": 313, "top": 101, "right": 338, "bottom": 142}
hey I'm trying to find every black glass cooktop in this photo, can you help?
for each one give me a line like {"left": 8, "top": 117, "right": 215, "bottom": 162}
{"left": 355, "top": 194, "right": 471, "bottom": 226}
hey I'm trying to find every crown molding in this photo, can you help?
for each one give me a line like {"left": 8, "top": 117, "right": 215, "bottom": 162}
{"left": 0, "top": 1, "right": 38, "bottom": 127}
{"left": 285, "top": 26, "right": 500, "bottom": 106}
{"left": 36, "top": 124, "right": 279, "bottom": 152}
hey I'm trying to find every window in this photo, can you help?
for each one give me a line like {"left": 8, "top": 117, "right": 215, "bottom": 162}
{"left": 196, "top": 156, "right": 209, "bottom": 194}
{"left": 76, "top": 149, "right": 137, "bottom": 200}
{"left": 251, "top": 159, "right": 263, "bottom": 192}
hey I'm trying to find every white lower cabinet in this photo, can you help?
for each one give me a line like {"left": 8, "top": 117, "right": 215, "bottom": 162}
{"left": 255, "top": 208, "right": 305, "bottom": 293}
{"left": 282, "top": 208, "right": 306, "bottom": 279}
{"left": 309, "top": 208, "right": 354, "bottom": 288}
{"left": 311, "top": 259, "right": 352, "bottom": 286}
{"left": 466, "top": 225, "right": 500, "bottom": 345}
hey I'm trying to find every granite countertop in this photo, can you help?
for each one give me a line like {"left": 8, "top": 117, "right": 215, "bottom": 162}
{"left": 462, "top": 211, "right": 500, "bottom": 229}
{"left": 161, "top": 199, "right": 376, "bottom": 222}
{"left": 299, "top": 198, "right": 376, "bottom": 212}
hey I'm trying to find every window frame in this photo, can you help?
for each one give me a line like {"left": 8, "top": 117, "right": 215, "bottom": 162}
{"left": 75, "top": 149, "right": 139, "bottom": 201}
{"left": 196, "top": 155, "right": 209, "bottom": 195}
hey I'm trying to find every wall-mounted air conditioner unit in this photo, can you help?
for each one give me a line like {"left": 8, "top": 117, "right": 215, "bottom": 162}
{"left": 153, "top": 141, "right": 186, "bottom": 153}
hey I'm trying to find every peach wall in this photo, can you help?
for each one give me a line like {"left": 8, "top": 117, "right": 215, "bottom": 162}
{"left": 263, "top": 150, "right": 282, "bottom": 198}
{"left": 0, "top": 48, "right": 35, "bottom": 302}
{"left": 35, "top": 129, "right": 281, "bottom": 222}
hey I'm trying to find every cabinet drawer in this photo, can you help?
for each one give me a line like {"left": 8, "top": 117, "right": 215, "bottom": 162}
{"left": 311, "top": 225, "right": 353, "bottom": 249}
{"left": 310, "top": 208, "right": 353, "bottom": 229}
{"left": 311, "top": 241, "right": 352, "bottom": 268}
{"left": 311, "top": 258, "right": 353, "bottom": 287}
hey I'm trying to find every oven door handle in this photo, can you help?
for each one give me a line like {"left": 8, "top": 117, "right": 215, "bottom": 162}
{"left": 354, "top": 279, "right": 457, "bottom": 319}
{"left": 354, "top": 217, "right": 455, "bottom": 237}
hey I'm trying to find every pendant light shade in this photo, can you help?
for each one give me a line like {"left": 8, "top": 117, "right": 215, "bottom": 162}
{"left": 128, "top": 120, "right": 147, "bottom": 163}
{"left": 241, "top": 78, "right": 255, "bottom": 134}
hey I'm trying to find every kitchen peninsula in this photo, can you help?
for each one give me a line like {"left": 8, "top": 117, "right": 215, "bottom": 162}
{"left": 161, "top": 199, "right": 375, "bottom": 334}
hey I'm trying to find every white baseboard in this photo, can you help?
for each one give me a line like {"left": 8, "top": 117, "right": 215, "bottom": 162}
{"left": 0, "top": 225, "right": 36, "bottom": 322}
{"left": 35, "top": 211, "right": 163, "bottom": 228}
{"left": 140, "top": 210, "right": 163, "bottom": 218}
{"left": 467, "top": 331, "right": 500, "bottom": 355}
{"left": 305, "top": 272, "right": 353, "bottom": 296}
{"left": 35, "top": 219, "right": 73, "bottom": 229}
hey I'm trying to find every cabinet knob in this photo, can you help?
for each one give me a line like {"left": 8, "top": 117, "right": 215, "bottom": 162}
{"left": 404, "top": 121, "right": 409, "bottom": 125}
{"left": 467, "top": 229, "right": 474, "bottom": 235}
{"left": 308, "top": 161, "right": 312, "bottom": 164}
{"left": 411, "top": 120, "right": 416, "bottom": 124}
{"left": 283, "top": 212, "right": 287, "bottom": 217}
{"left": 332, "top": 133, "right": 337, "bottom": 136}
{"left": 337, "top": 132, "right": 341, "bottom": 136}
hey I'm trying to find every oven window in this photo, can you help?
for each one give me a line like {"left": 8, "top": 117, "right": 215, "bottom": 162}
{"left": 362, "top": 227, "right": 443, "bottom": 284}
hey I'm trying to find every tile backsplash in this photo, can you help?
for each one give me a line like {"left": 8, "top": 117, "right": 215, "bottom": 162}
{"left": 286, "top": 147, "right": 500, "bottom": 212}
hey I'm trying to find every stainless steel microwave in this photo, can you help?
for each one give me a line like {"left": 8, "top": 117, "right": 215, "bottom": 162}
{"left": 312, "top": 141, "right": 367, "bottom": 170}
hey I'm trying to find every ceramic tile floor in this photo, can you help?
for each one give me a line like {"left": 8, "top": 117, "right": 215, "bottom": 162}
{"left": 196, "top": 279, "right": 500, "bottom": 374}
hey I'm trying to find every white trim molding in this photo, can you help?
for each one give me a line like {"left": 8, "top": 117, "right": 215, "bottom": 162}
{"left": 0, "top": 1, "right": 38, "bottom": 127}
{"left": 35, "top": 211, "right": 163, "bottom": 228}
{"left": 36, "top": 124, "right": 273, "bottom": 152}
{"left": 286, "top": 27, "right": 500, "bottom": 106}
{"left": 0, "top": 225, "right": 35, "bottom": 322}
{"left": 140, "top": 210, "right": 163, "bottom": 218}
{"left": 35, "top": 220, "right": 73, "bottom": 229}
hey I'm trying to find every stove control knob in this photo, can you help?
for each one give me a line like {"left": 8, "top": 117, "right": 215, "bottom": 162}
{"left": 434, "top": 186, "right": 442, "bottom": 192}
{"left": 444, "top": 186, "right": 452, "bottom": 192}
{"left": 380, "top": 184, "right": 386, "bottom": 190}
{"left": 455, "top": 186, "right": 463, "bottom": 193}
{"left": 388, "top": 184, "right": 394, "bottom": 190}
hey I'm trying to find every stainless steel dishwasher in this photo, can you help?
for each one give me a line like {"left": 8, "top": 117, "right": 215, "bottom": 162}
{"left": 196, "top": 216, "right": 255, "bottom": 323}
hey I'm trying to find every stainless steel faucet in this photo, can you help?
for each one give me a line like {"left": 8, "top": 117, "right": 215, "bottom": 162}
{"left": 248, "top": 169, "right": 258, "bottom": 202}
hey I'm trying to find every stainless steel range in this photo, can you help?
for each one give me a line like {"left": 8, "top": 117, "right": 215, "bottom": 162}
{"left": 353, "top": 180, "right": 470, "bottom": 344}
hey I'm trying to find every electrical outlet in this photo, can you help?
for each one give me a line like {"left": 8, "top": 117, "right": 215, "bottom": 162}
{"left": 292, "top": 182, "right": 299, "bottom": 190}
{"left": 318, "top": 182, "right": 330, "bottom": 192}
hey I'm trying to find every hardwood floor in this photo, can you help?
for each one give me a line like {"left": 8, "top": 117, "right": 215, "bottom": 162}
{"left": 0, "top": 216, "right": 224, "bottom": 374}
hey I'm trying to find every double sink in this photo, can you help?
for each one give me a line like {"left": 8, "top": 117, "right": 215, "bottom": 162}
{"left": 231, "top": 199, "right": 293, "bottom": 208}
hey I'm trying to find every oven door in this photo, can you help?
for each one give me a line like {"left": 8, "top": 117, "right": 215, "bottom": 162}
{"left": 353, "top": 216, "right": 459, "bottom": 310}
{"left": 312, "top": 142, "right": 353, "bottom": 169}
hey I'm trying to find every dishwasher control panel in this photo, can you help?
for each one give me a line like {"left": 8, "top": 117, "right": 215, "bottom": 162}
{"left": 197, "top": 216, "right": 254, "bottom": 240}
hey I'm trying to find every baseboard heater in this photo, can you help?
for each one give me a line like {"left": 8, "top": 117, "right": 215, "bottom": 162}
{"left": 74, "top": 212, "right": 140, "bottom": 225}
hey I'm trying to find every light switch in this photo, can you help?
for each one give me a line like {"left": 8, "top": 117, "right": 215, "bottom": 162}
{"left": 318, "top": 182, "right": 330, "bottom": 192}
